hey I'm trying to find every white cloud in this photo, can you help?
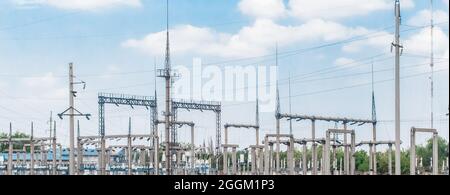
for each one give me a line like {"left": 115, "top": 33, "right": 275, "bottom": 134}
{"left": 238, "top": 0, "right": 287, "bottom": 19}
{"left": 334, "top": 57, "right": 355, "bottom": 66}
{"left": 404, "top": 26, "right": 449, "bottom": 61}
{"left": 21, "top": 72, "right": 66, "bottom": 99}
{"left": 341, "top": 31, "right": 393, "bottom": 53}
{"left": 123, "top": 19, "right": 369, "bottom": 58}
{"left": 407, "top": 9, "right": 449, "bottom": 26}
{"left": 288, "top": 0, "right": 414, "bottom": 21}
{"left": 12, "top": 0, "right": 141, "bottom": 11}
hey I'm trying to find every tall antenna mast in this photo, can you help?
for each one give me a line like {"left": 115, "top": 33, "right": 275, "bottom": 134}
{"left": 430, "top": 0, "right": 434, "bottom": 129}
{"left": 256, "top": 70, "right": 260, "bottom": 127}
{"left": 275, "top": 43, "right": 281, "bottom": 173}
{"left": 157, "top": 0, "right": 174, "bottom": 175}
{"left": 371, "top": 61, "right": 377, "bottom": 122}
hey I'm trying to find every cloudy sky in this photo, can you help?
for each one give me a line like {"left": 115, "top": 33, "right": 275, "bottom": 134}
{"left": 0, "top": 0, "right": 448, "bottom": 151}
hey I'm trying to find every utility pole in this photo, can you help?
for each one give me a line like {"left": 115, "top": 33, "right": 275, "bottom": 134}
{"left": 58, "top": 63, "right": 91, "bottom": 175}
{"left": 430, "top": 0, "right": 434, "bottom": 129}
{"left": 393, "top": 0, "right": 403, "bottom": 175}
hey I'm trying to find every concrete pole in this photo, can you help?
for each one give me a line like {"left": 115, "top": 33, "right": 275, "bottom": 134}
{"left": 269, "top": 144, "right": 274, "bottom": 174}
{"left": 372, "top": 123, "right": 377, "bottom": 175}
{"left": 432, "top": 133, "right": 438, "bottom": 175}
{"left": 232, "top": 147, "right": 237, "bottom": 175}
{"left": 191, "top": 125, "right": 195, "bottom": 175}
{"left": 77, "top": 142, "right": 83, "bottom": 175}
{"left": 394, "top": 0, "right": 402, "bottom": 176}
{"left": 322, "top": 144, "right": 326, "bottom": 175}
{"left": 30, "top": 123, "right": 34, "bottom": 175}
{"left": 100, "top": 137, "right": 106, "bottom": 175}
{"left": 154, "top": 124, "right": 159, "bottom": 175}
{"left": 223, "top": 146, "right": 228, "bottom": 175}
{"left": 302, "top": 144, "right": 307, "bottom": 175}
{"left": 258, "top": 148, "right": 264, "bottom": 175}
{"left": 369, "top": 144, "right": 373, "bottom": 175}
{"left": 51, "top": 121, "right": 57, "bottom": 175}
{"left": 75, "top": 121, "right": 80, "bottom": 175}
{"left": 343, "top": 123, "right": 349, "bottom": 175}
{"left": 276, "top": 119, "right": 280, "bottom": 174}
{"left": 7, "top": 123, "right": 13, "bottom": 175}
{"left": 128, "top": 118, "right": 132, "bottom": 175}
{"left": 264, "top": 138, "right": 269, "bottom": 174}
{"left": 311, "top": 120, "right": 317, "bottom": 175}
{"left": 324, "top": 131, "right": 330, "bottom": 175}
{"left": 287, "top": 139, "right": 294, "bottom": 175}
{"left": 58, "top": 145, "right": 62, "bottom": 170}
{"left": 410, "top": 129, "right": 416, "bottom": 175}
{"left": 68, "top": 63, "right": 76, "bottom": 175}
{"left": 388, "top": 144, "right": 393, "bottom": 175}
{"left": 350, "top": 132, "right": 356, "bottom": 175}
{"left": 251, "top": 147, "right": 256, "bottom": 175}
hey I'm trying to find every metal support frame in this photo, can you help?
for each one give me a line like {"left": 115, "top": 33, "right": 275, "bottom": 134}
{"left": 97, "top": 93, "right": 157, "bottom": 175}
{"left": 410, "top": 127, "right": 438, "bottom": 175}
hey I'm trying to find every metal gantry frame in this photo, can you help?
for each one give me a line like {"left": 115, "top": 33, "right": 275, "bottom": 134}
{"left": 97, "top": 93, "right": 157, "bottom": 175}
{"left": 410, "top": 127, "right": 439, "bottom": 175}
{"left": 171, "top": 99, "right": 221, "bottom": 168}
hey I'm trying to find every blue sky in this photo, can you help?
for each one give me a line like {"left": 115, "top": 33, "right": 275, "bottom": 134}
{"left": 0, "top": 0, "right": 449, "bottom": 151}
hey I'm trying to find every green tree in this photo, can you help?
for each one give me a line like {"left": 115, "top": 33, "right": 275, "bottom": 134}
{"left": 354, "top": 150, "right": 369, "bottom": 173}
{"left": 0, "top": 132, "right": 30, "bottom": 152}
